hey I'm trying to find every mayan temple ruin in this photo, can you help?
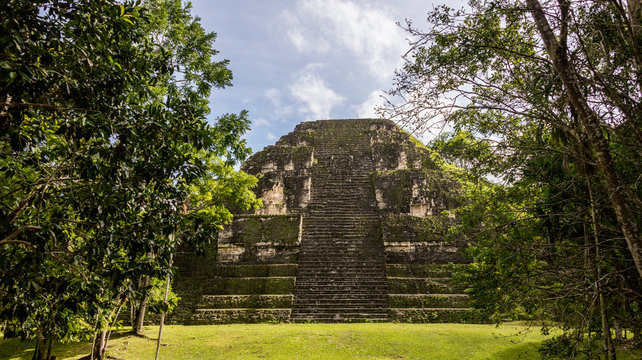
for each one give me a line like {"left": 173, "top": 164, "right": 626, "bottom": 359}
{"left": 170, "top": 118, "right": 472, "bottom": 324}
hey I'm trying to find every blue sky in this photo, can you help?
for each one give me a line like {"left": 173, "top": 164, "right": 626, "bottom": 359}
{"left": 190, "top": 0, "right": 459, "bottom": 155}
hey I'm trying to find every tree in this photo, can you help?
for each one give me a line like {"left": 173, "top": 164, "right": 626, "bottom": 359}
{"left": 525, "top": 0, "right": 642, "bottom": 284}
{"left": 0, "top": 1, "right": 258, "bottom": 359}
{"left": 386, "top": 0, "right": 642, "bottom": 357}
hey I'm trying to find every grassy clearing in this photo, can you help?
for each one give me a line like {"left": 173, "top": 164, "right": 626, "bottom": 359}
{"left": 1, "top": 323, "right": 640, "bottom": 360}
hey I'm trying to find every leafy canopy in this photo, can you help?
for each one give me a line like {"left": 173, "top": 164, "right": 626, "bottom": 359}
{"left": 0, "top": 0, "right": 259, "bottom": 353}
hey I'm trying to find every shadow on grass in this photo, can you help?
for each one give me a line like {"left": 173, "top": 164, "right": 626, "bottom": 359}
{"left": 0, "top": 329, "right": 158, "bottom": 360}
{"left": 0, "top": 337, "right": 96, "bottom": 360}
{"left": 0, "top": 338, "right": 34, "bottom": 360}
{"left": 489, "top": 341, "right": 541, "bottom": 360}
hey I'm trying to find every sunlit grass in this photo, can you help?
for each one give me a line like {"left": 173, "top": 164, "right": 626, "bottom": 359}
{"left": 1, "top": 323, "right": 641, "bottom": 360}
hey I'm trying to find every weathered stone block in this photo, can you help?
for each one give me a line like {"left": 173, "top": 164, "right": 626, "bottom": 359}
{"left": 385, "top": 264, "right": 454, "bottom": 277}
{"left": 191, "top": 308, "right": 291, "bottom": 324}
{"left": 203, "top": 276, "right": 295, "bottom": 295}
{"left": 214, "top": 264, "right": 298, "bottom": 277}
{"left": 217, "top": 214, "right": 300, "bottom": 264}
{"left": 388, "top": 294, "right": 470, "bottom": 308}
{"left": 385, "top": 242, "right": 467, "bottom": 264}
{"left": 388, "top": 308, "right": 481, "bottom": 323}
{"left": 387, "top": 277, "right": 462, "bottom": 294}
{"left": 198, "top": 294, "right": 293, "bottom": 309}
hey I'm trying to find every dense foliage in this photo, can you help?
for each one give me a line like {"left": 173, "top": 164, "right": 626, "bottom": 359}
{"left": 0, "top": 1, "right": 259, "bottom": 359}
{"left": 387, "top": 0, "right": 642, "bottom": 358}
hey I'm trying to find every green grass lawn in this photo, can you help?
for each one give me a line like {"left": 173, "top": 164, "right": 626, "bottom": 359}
{"left": 1, "top": 323, "right": 640, "bottom": 360}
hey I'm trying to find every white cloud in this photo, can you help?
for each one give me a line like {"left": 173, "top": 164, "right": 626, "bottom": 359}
{"left": 289, "top": 64, "right": 345, "bottom": 120}
{"left": 267, "top": 132, "right": 277, "bottom": 140}
{"left": 285, "top": 19, "right": 332, "bottom": 54}
{"left": 265, "top": 88, "right": 281, "bottom": 106}
{"left": 264, "top": 88, "right": 294, "bottom": 119}
{"left": 254, "top": 117, "right": 270, "bottom": 127}
{"left": 356, "top": 90, "right": 387, "bottom": 118}
{"left": 281, "top": 0, "right": 407, "bottom": 81}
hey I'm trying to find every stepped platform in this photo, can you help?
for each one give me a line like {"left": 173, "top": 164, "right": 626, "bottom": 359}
{"left": 171, "top": 119, "right": 471, "bottom": 324}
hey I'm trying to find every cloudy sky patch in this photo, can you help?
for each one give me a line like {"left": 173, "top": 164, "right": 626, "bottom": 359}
{"left": 191, "top": 0, "right": 459, "bottom": 153}
{"left": 289, "top": 64, "right": 345, "bottom": 120}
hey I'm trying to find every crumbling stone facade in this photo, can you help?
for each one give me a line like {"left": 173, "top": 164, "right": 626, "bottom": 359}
{"left": 170, "top": 119, "right": 472, "bottom": 324}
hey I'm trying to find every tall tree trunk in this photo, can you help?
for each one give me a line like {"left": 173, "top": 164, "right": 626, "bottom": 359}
{"left": 526, "top": 0, "right": 642, "bottom": 281}
{"left": 588, "top": 179, "right": 617, "bottom": 360}
{"left": 132, "top": 276, "right": 150, "bottom": 335}
{"left": 91, "top": 298, "right": 126, "bottom": 360}
{"left": 32, "top": 332, "right": 52, "bottom": 360}
{"left": 155, "top": 267, "right": 172, "bottom": 360}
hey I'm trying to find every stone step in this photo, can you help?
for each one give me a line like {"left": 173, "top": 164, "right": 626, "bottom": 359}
{"left": 296, "top": 265, "right": 385, "bottom": 271}
{"left": 297, "top": 265, "right": 385, "bottom": 270}
{"left": 203, "top": 277, "right": 295, "bottom": 295}
{"left": 298, "top": 260, "right": 385, "bottom": 265}
{"left": 296, "top": 273, "right": 386, "bottom": 279}
{"left": 303, "top": 218, "right": 378, "bottom": 222}
{"left": 387, "top": 277, "right": 464, "bottom": 294}
{"left": 291, "top": 143, "right": 387, "bottom": 323}
{"left": 290, "top": 314, "right": 388, "bottom": 323}
{"left": 292, "top": 308, "right": 387, "bottom": 314}
{"left": 294, "top": 295, "right": 387, "bottom": 301}
{"left": 297, "top": 278, "right": 386, "bottom": 283}
{"left": 296, "top": 282, "right": 387, "bottom": 288}
{"left": 295, "top": 282, "right": 388, "bottom": 288}
{"left": 387, "top": 308, "right": 480, "bottom": 323}
{"left": 385, "top": 264, "right": 454, "bottom": 277}
{"left": 305, "top": 211, "right": 378, "bottom": 216}
{"left": 291, "top": 310, "right": 388, "bottom": 316}
{"left": 297, "top": 267, "right": 386, "bottom": 273}
{"left": 190, "top": 309, "right": 291, "bottom": 325}
{"left": 299, "top": 250, "right": 383, "bottom": 255}
{"left": 299, "top": 244, "right": 380, "bottom": 248}
{"left": 213, "top": 264, "right": 298, "bottom": 278}
{"left": 294, "top": 299, "right": 387, "bottom": 305}
{"left": 295, "top": 290, "right": 388, "bottom": 296}
{"left": 196, "top": 294, "right": 293, "bottom": 309}
{"left": 388, "top": 294, "right": 470, "bottom": 308}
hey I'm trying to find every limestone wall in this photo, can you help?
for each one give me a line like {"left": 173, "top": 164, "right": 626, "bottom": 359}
{"left": 217, "top": 214, "right": 301, "bottom": 264}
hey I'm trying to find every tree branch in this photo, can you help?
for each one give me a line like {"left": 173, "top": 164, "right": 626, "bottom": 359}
{"left": 1, "top": 225, "right": 42, "bottom": 244}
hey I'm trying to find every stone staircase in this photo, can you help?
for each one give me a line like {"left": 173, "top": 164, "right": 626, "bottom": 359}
{"left": 188, "top": 264, "right": 297, "bottom": 324}
{"left": 291, "top": 127, "right": 389, "bottom": 322}
{"left": 385, "top": 263, "right": 475, "bottom": 322}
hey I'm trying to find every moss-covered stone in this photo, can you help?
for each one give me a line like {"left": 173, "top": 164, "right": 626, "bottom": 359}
{"left": 388, "top": 294, "right": 470, "bottom": 308}
{"left": 243, "top": 146, "right": 313, "bottom": 174}
{"left": 232, "top": 215, "right": 300, "bottom": 247}
{"left": 373, "top": 169, "right": 462, "bottom": 215}
{"left": 385, "top": 264, "right": 454, "bottom": 277}
{"left": 191, "top": 308, "right": 291, "bottom": 324}
{"left": 385, "top": 243, "right": 467, "bottom": 264}
{"left": 166, "top": 276, "right": 206, "bottom": 325}
{"left": 218, "top": 214, "right": 300, "bottom": 264}
{"left": 204, "top": 276, "right": 295, "bottom": 295}
{"left": 198, "top": 294, "right": 293, "bottom": 309}
{"left": 387, "top": 277, "right": 462, "bottom": 294}
{"left": 173, "top": 242, "right": 219, "bottom": 277}
{"left": 215, "top": 264, "right": 298, "bottom": 277}
{"left": 388, "top": 308, "right": 483, "bottom": 323}
{"left": 383, "top": 214, "right": 450, "bottom": 243}
{"left": 372, "top": 169, "right": 414, "bottom": 213}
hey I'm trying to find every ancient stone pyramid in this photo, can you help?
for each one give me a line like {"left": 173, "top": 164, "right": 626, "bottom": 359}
{"left": 171, "top": 119, "right": 471, "bottom": 324}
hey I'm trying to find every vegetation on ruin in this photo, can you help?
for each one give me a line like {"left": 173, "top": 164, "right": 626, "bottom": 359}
{"left": 386, "top": 0, "right": 642, "bottom": 358}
